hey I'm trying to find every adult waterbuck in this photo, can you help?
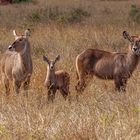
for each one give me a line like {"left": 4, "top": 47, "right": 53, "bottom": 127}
{"left": 75, "top": 31, "right": 140, "bottom": 93}
{"left": 43, "top": 55, "right": 70, "bottom": 102}
{"left": 1, "top": 29, "right": 32, "bottom": 96}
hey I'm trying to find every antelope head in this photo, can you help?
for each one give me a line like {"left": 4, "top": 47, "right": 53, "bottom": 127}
{"left": 8, "top": 29, "right": 31, "bottom": 53}
{"left": 123, "top": 31, "right": 140, "bottom": 56}
{"left": 43, "top": 55, "right": 60, "bottom": 71}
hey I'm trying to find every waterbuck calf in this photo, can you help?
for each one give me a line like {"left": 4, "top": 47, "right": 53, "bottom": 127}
{"left": 75, "top": 31, "right": 140, "bottom": 93}
{"left": 43, "top": 55, "right": 70, "bottom": 102}
{"left": 1, "top": 29, "right": 32, "bottom": 95}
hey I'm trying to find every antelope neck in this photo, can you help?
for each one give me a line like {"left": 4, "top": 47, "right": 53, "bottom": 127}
{"left": 47, "top": 67, "right": 56, "bottom": 83}
{"left": 20, "top": 42, "right": 27, "bottom": 55}
{"left": 18, "top": 41, "right": 32, "bottom": 71}
{"left": 126, "top": 51, "right": 139, "bottom": 73}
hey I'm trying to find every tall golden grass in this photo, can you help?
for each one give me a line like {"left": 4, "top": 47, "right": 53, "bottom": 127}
{"left": 0, "top": 0, "right": 140, "bottom": 139}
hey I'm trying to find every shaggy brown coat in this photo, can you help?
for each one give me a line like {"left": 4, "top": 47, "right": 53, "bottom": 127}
{"left": 75, "top": 31, "right": 140, "bottom": 93}
{"left": 1, "top": 29, "right": 32, "bottom": 95}
{"left": 43, "top": 55, "right": 70, "bottom": 102}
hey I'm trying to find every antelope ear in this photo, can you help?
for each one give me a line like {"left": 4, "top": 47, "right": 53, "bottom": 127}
{"left": 24, "top": 29, "right": 31, "bottom": 38}
{"left": 55, "top": 55, "right": 60, "bottom": 62}
{"left": 13, "top": 30, "right": 18, "bottom": 37}
{"left": 43, "top": 55, "right": 49, "bottom": 63}
{"left": 123, "top": 31, "right": 132, "bottom": 42}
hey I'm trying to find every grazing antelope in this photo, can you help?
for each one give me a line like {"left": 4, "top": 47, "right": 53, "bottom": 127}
{"left": 1, "top": 29, "right": 32, "bottom": 95}
{"left": 75, "top": 31, "right": 140, "bottom": 93}
{"left": 43, "top": 55, "right": 70, "bottom": 102}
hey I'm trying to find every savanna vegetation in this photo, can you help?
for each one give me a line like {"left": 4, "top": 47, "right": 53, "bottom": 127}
{"left": 0, "top": 0, "right": 140, "bottom": 139}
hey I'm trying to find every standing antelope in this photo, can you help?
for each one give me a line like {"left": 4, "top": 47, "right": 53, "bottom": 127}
{"left": 1, "top": 29, "right": 32, "bottom": 95}
{"left": 75, "top": 31, "right": 140, "bottom": 93}
{"left": 43, "top": 55, "right": 70, "bottom": 102}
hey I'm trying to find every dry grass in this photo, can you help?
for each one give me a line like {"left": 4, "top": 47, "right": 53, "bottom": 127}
{"left": 0, "top": 0, "right": 140, "bottom": 139}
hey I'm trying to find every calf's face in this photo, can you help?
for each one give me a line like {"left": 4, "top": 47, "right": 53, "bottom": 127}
{"left": 43, "top": 55, "right": 60, "bottom": 71}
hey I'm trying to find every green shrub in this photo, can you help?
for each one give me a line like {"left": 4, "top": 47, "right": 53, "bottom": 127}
{"left": 129, "top": 4, "right": 140, "bottom": 24}
{"left": 68, "top": 8, "right": 90, "bottom": 23}
{"left": 47, "top": 8, "right": 90, "bottom": 24}
{"left": 29, "top": 11, "right": 41, "bottom": 23}
{"left": 24, "top": 7, "right": 90, "bottom": 26}
{"left": 48, "top": 7, "right": 59, "bottom": 20}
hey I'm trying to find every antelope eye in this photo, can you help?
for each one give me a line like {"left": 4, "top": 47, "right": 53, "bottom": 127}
{"left": 135, "top": 41, "right": 140, "bottom": 46}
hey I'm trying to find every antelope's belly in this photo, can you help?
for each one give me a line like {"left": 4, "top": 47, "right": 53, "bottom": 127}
{"left": 12, "top": 69, "right": 27, "bottom": 81}
{"left": 94, "top": 61, "right": 114, "bottom": 79}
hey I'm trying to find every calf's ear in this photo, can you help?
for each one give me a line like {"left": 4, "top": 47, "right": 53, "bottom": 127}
{"left": 43, "top": 55, "right": 50, "bottom": 63}
{"left": 55, "top": 55, "right": 60, "bottom": 63}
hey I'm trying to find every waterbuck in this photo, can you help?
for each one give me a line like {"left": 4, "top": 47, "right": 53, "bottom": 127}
{"left": 1, "top": 29, "right": 32, "bottom": 95}
{"left": 43, "top": 55, "right": 70, "bottom": 102}
{"left": 75, "top": 31, "right": 140, "bottom": 93}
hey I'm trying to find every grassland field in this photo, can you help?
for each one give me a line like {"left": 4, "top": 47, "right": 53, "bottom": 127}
{"left": 0, "top": 0, "right": 140, "bottom": 139}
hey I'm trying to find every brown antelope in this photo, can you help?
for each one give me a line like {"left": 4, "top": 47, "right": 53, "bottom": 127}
{"left": 43, "top": 55, "right": 70, "bottom": 102}
{"left": 75, "top": 31, "right": 140, "bottom": 93}
{"left": 1, "top": 29, "right": 32, "bottom": 96}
